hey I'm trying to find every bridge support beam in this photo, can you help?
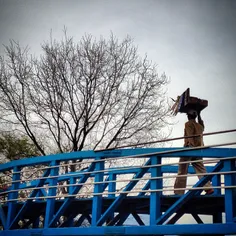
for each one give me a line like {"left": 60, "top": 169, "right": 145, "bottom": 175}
{"left": 45, "top": 161, "right": 59, "bottom": 228}
{"left": 92, "top": 158, "right": 104, "bottom": 226}
{"left": 6, "top": 166, "right": 20, "bottom": 229}
{"left": 96, "top": 159, "right": 151, "bottom": 226}
{"left": 224, "top": 159, "right": 236, "bottom": 223}
{"left": 150, "top": 156, "right": 162, "bottom": 225}
{"left": 212, "top": 173, "right": 222, "bottom": 223}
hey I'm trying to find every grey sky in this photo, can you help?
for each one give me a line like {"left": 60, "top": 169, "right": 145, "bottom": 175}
{"left": 0, "top": 0, "right": 235, "bottom": 147}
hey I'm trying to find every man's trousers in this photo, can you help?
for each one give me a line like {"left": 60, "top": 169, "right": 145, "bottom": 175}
{"left": 174, "top": 157, "right": 212, "bottom": 195}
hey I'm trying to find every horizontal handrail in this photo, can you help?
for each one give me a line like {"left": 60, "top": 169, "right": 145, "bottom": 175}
{"left": 0, "top": 142, "right": 236, "bottom": 172}
{"left": 1, "top": 156, "right": 235, "bottom": 186}
{"left": 1, "top": 169, "right": 235, "bottom": 197}
{"left": 2, "top": 185, "right": 236, "bottom": 203}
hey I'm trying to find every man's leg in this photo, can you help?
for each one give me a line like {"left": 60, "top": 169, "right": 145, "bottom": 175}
{"left": 192, "top": 158, "right": 214, "bottom": 194}
{"left": 174, "top": 157, "right": 189, "bottom": 195}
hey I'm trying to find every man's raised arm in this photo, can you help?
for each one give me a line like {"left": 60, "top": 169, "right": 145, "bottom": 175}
{"left": 197, "top": 111, "right": 204, "bottom": 128}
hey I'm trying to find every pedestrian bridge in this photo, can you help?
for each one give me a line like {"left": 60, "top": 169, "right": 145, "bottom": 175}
{"left": 0, "top": 145, "right": 235, "bottom": 236}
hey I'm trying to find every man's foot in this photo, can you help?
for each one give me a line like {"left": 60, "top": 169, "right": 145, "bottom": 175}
{"left": 205, "top": 189, "right": 214, "bottom": 195}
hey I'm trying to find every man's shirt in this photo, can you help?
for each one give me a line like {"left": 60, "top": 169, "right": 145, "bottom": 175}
{"left": 184, "top": 119, "right": 204, "bottom": 147}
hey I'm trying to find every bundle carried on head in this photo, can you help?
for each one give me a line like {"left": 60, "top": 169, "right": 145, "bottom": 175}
{"left": 171, "top": 88, "right": 208, "bottom": 115}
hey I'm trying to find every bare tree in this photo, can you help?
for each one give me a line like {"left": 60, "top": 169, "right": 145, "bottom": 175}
{"left": 0, "top": 33, "right": 171, "bottom": 156}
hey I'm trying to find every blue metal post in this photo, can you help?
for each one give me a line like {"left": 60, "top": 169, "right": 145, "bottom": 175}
{"left": 224, "top": 159, "right": 236, "bottom": 223}
{"left": 69, "top": 177, "right": 76, "bottom": 195}
{"left": 106, "top": 173, "right": 116, "bottom": 224}
{"left": 6, "top": 166, "right": 20, "bottom": 229}
{"left": 0, "top": 202, "right": 6, "bottom": 229}
{"left": 150, "top": 156, "right": 162, "bottom": 225}
{"left": 44, "top": 161, "right": 59, "bottom": 228}
{"left": 212, "top": 174, "right": 222, "bottom": 223}
{"left": 212, "top": 174, "right": 221, "bottom": 195}
{"left": 91, "top": 158, "right": 104, "bottom": 226}
{"left": 108, "top": 173, "right": 116, "bottom": 197}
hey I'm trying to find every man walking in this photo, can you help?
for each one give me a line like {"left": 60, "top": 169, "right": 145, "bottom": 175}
{"left": 174, "top": 109, "right": 214, "bottom": 195}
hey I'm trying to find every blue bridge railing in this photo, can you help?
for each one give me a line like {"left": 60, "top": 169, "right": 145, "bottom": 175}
{"left": 0, "top": 146, "right": 235, "bottom": 235}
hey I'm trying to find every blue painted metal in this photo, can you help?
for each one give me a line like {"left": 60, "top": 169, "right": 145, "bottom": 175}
{"left": 6, "top": 166, "right": 20, "bottom": 229}
{"left": 224, "top": 159, "right": 236, "bottom": 222}
{"left": 106, "top": 213, "right": 121, "bottom": 226}
{"left": 1, "top": 223, "right": 236, "bottom": 235}
{"left": 167, "top": 211, "right": 184, "bottom": 224}
{"left": 132, "top": 213, "right": 145, "bottom": 225}
{"left": 75, "top": 214, "right": 92, "bottom": 227}
{"left": 192, "top": 213, "right": 204, "bottom": 224}
{"left": 150, "top": 156, "right": 162, "bottom": 225}
{"left": 101, "top": 175, "right": 109, "bottom": 192}
{"left": 156, "top": 161, "right": 224, "bottom": 225}
{"left": 212, "top": 173, "right": 223, "bottom": 223}
{"left": 35, "top": 188, "right": 47, "bottom": 198}
{"left": 0, "top": 199, "right": 6, "bottom": 229}
{"left": 116, "top": 213, "right": 130, "bottom": 226}
{"left": 96, "top": 159, "right": 151, "bottom": 226}
{"left": 92, "top": 158, "right": 104, "bottom": 226}
{"left": 138, "top": 180, "right": 150, "bottom": 197}
{"left": 108, "top": 173, "right": 116, "bottom": 196}
{"left": 75, "top": 215, "right": 87, "bottom": 226}
{"left": 69, "top": 177, "right": 76, "bottom": 195}
{"left": 48, "top": 162, "right": 96, "bottom": 227}
{"left": 1, "top": 147, "right": 235, "bottom": 172}
{"left": 44, "top": 161, "right": 59, "bottom": 227}
{"left": 212, "top": 172, "right": 221, "bottom": 195}
{"left": 15, "top": 165, "right": 214, "bottom": 192}
{"left": 0, "top": 147, "right": 235, "bottom": 235}
{"left": 8, "top": 168, "right": 51, "bottom": 229}
{"left": 107, "top": 173, "right": 116, "bottom": 223}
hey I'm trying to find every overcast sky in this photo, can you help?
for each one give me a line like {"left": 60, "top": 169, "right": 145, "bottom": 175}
{"left": 0, "top": 0, "right": 235, "bottom": 147}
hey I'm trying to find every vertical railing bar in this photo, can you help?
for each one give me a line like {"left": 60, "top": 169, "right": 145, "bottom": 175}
{"left": 91, "top": 157, "right": 104, "bottom": 226}
{"left": 44, "top": 160, "right": 59, "bottom": 228}
{"left": 6, "top": 166, "right": 20, "bottom": 229}
{"left": 150, "top": 156, "right": 162, "bottom": 225}
{"left": 224, "top": 159, "right": 236, "bottom": 223}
